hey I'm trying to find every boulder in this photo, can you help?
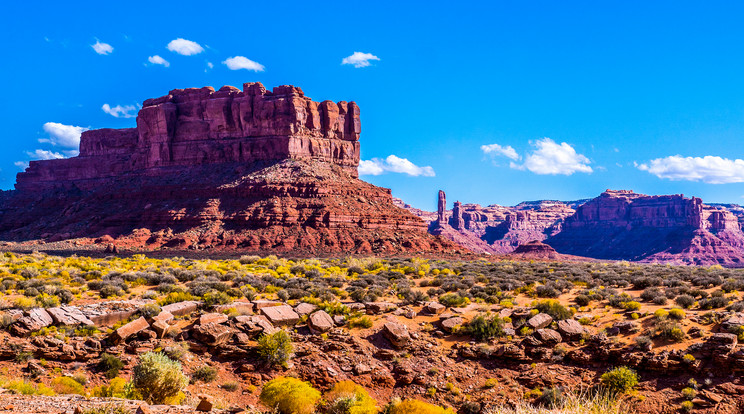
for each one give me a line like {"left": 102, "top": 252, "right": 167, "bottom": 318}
{"left": 527, "top": 313, "right": 553, "bottom": 330}
{"left": 253, "top": 300, "right": 282, "bottom": 310}
{"left": 722, "top": 313, "right": 744, "bottom": 332}
{"left": 308, "top": 310, "right": 334, "bottom": 334}
{"left": 423, "top": 302, "right": 446, "bottom": 315}
{"left": 382, "top": 321, "right": 410, "bottom": 348}
{"left": 150, "top": 310, "right": 174, "bottom": 324}
{"left": 440, "top": 317, "right": 464, "bottom": 333}
{"left": 192, "top": 322, "right": 233, "bottom": 346}
{"left": 260, "top": 305, "right": 300, "bottom": 326}
{"left": 234, "top": 315, "right": 277, "bottom": 336}
{"left": 196, "top": 395, "right": 213, "bottom": 412}
{"left": 294, "top": 303, "right": 318, "bottom": 316}
{"left": 557, "top": 319, "right": 587, "bottom": 340}
{"left": 111, "top": 317, "right": 149, "bottom": 343}
{"left": 535, "top": 328, "right": 562, "bottom": 344}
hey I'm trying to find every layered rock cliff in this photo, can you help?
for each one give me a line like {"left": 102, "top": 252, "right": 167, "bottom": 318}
{"left": 0, "top": 83, "right": 459, "bottom": 255}
{"left": 547, "top": 190, "right": 744, "bottom": 265}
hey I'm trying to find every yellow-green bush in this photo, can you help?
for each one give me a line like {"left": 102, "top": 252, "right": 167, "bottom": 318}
{"left": 131, "top": 352, "right": 188, "bottom": 404}
{"left": 51, "top": 376, "right": 85, "bottom": 395}
{"left": 2, "top": 379, "right": 55, "bottom": 395}
{"left": 324, "top": 380, "right": 377, "bottom": 414}
{"left": 92, "top": 377, "right": 128, "bottom": 398}
{"left": 600, "top": 366, "right": 638, "bottom": 393}
{"left": 259, "top": 377, "right": 321, "bottom": 414}
{"left": 257, "top": 330, "right": 293, "bottom": 368}
{"left": 388, "top": 400, "right": 455, "bottom": 414}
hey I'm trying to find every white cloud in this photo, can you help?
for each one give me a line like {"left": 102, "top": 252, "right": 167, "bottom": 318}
{"left": 147, "top": 55, "right": 170, "bottom": 67}
{"left": 26, "top": 149, "right": 65, "bottom": 160}
{"left": 342, "top": 52, "right": 380, "bottom": 68}
{"left": 222, "top": 56, "right": 265, "bottom": 71}
{"left": 102, "top": 103, "right": 137, "bottom": 118}
{"left": 14, "top": 161, "right": 29, "bottom": 170}
{"left": 637, "top": 155, "right": 744, "bottom": 184}
{"left": 38, "top": 122, "right": 89, "bottom": 148}
{"left": 91, "top": 40, "right": 113, "bottom": 55}
{"left": 167, "top": 38, "right": 203, "bottom": 55}
{"left": 207, "top": 62, "right": 213, "bottom": 68}
{"left": 514, "top": 138, "right": 592, "bottom": 175}
{"left": 481, "top": 143, "right": 520, "bottom": 160}
{"left": 358, "top": 155, "right": 435, "bottom": 177}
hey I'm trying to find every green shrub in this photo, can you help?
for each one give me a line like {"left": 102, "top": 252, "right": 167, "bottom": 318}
{"left": 347, "top": 315, "right": 373, "bottom": 329}
{"left": 80, "top": 404, "right": 129, "bottom": 414}
{"left": 680, "top": 400, "right": 694, "bottom": 413}
{"left": 99, "top": 353, "right": 124, "bottom": 379}
{"left": 438, "top": 293, "right": 470, "bottom": 308}
{"left": 257, "top": 330, "right": 294, "bottom": 368}
{"left": 621, "top": 301, "right": 641, "bottom": 312}
{"left": 202, "top": 291, "right": 231, "bottom": 306}
{"left": 324, "top": 380, "right": 377, "bottom": 414}
{"left": 221, "top": 381, "right": 239, "bottom": 392}
{"left": 35, "top": 293, "right": 60, "bottom": 308}
{"left": 2, "top": 379, "right": 54, "bottom": 395}
{"left": 600, "top": 366, "right": 638, "bottom": 394}
{"left": 681, "top": 387, "right": 697, "bottom": 400}
{"left": 191, "top": 366, "right": 217, "bottom": 383}
{"left": 92, "top": 377, "right": 128, "bottom": 398}
{"left": 131, "top": 352, "right": 188, "bottom": 404}
{"left": 51, "top": 376, "right": 85, "bottom": 395}
{"left": 466, "top": 314, "right": 505, "bottom": 341}
{"left": 535, "top": 300, "right": 572, "bottom": 320}
{"left": 259, "top": 377, "right": 321, "bottom": 414}
{"left": 156, "top": 291, "right": 195, "bottom": 306}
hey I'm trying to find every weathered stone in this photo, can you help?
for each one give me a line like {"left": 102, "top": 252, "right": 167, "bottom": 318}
{"left": 366, "top": 302, "right": 397, "bottom": 314}
{"left": 527, "top": 313, "right": 553, "bottom": 330}
{"left": 196, "top": 395, "right": 213, "bottom": 412}
{"left": 253, "top": 300, "right": 282, "bottom": 310}
{"left": 161, "top": 301, "right": 200, "bottom": 317}
{"left": 294, "top": 303, "right": 318, "bottom": 316}
{"left": 111, "top": 317, "right": 149, "bottom": 344}
{"left": 535, "top": 328, "right": 562, "bottom": 344}
{"left": 46, "top": 306, "right": 95, "bottom": 326}
{"left": 192, "top": 322, "right": 233, "bottom": 346}
{"left": 234, "top": 315, "right": 277, "bottom": 336}
{"left": 213, "top": 301, "right": 254, "bottom": 315}
{"left": 722, "top": 313, "right": 744, "bottom": 332}
{"left": 557, "top": 319, "right": 586, "bottom": 340}
{"left": 423, "top": 302, "right": 445, "bottom": 315}
{"left": 382, "top": 321, "right": 410, "bottom": 348}
{"left": 260, "top": 305, "right": 299, "bottom": 327}
{"left": 150, "top": 310, "right": 174, "bottom": 324}
{"left": 151, "top": 321, "right": 170, "bottom": 338}
{"left": 199, "top": 313, "right": 228, "bottom": 326}
{"left": 17, "top": 308, "right": 53, "bottom": 332}
{"left": 440, "top": 317, "right": 464, "bottom": 333}
{"left": 308, "top": 310, "right": 334, "bottom": 334}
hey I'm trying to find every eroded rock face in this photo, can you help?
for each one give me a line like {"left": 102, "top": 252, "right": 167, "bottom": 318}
{"left": 0, "top": 83, "right": 460, "bottom": 256}
{"left": 547, "top": 190, "right": 744, "bottom": 266}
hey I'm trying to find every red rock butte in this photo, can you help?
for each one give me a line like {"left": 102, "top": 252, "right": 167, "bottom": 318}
{"left": 0, "top": 83, "right": 460, "bottom": 254}
{"left": 17, "top": 83, "right": 361, "bottom": 191}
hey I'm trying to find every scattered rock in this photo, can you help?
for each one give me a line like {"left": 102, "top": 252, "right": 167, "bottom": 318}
{"left": 308, "top": 310, "right": 334, "bottom": 334}
{"left": 382, "top": 321, "right": 410, "bottom": 348}
{"left": 111, "top": 317, "right": 149, "bottom": 344}
{"left": 260, "top": 305, "right": 299, "bottom": 327}
{"left": 527, "top": 313, "right": 553, "bottom": 330}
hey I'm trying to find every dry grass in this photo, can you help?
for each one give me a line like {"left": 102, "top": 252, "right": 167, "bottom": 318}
{"left": 487, "top": 390, "right": 630, "bottom": 414}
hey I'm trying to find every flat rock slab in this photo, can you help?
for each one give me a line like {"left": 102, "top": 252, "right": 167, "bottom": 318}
{"left": 308, "top": 310, "right": 334, "bottom": 333}
{"left": 199, "top": 313, "right": 228, "bottom": 326}
{"left": 151, "top": 311, "right": 174, "bottom": 324}
{"left": 47, "top": 306, "right": 94, "bottom": 327}
{"left": 192, "top": 322, "right": 233, "bottom": 346}
{"left": 161, "top": 301, "right": 200, "bottom": 317}
{"left": 111, "top": 317, "right": 149, "bottom": 343}
{"left": 557, "top": 319, "right": 587, "bottom": 340}
{"left": 260, "top": 305, "right": 299, "bottom": 327}
{"left": 234, "top": 315, "right": 277, "bottom": 336}
{"left": 213, "top": 301, "right": 254, "bottom": 315}
{"left": 18, "top": 308, "right": 53, "bottom": 332}
{"left": 253, "top": 300, "right": 282, "bottom": 310}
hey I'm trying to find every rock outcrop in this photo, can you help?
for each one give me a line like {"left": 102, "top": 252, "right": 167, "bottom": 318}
{"left": 0, "top": 83, "right": 461, "bottom": 255}
{"left": 547, "top": 190, "right": 744, "bottom": 266}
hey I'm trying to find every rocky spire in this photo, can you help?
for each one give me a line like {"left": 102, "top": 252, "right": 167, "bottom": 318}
{"left": 452, "top": 201, "right": 464, "bottom": 230}
{"left": 437, "top": 190, "right": 447, "bottom": 225}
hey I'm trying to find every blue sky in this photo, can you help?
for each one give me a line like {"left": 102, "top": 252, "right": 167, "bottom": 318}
{"left": 3, "top": 1, "right": 744, "bottom": 211}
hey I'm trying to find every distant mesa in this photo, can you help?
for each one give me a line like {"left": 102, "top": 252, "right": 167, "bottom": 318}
{"left": 0, "top": 82, "right": 460, "bottom": 255}
{"left": 404, "top": 189, "right": 744, "bottom": 266}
